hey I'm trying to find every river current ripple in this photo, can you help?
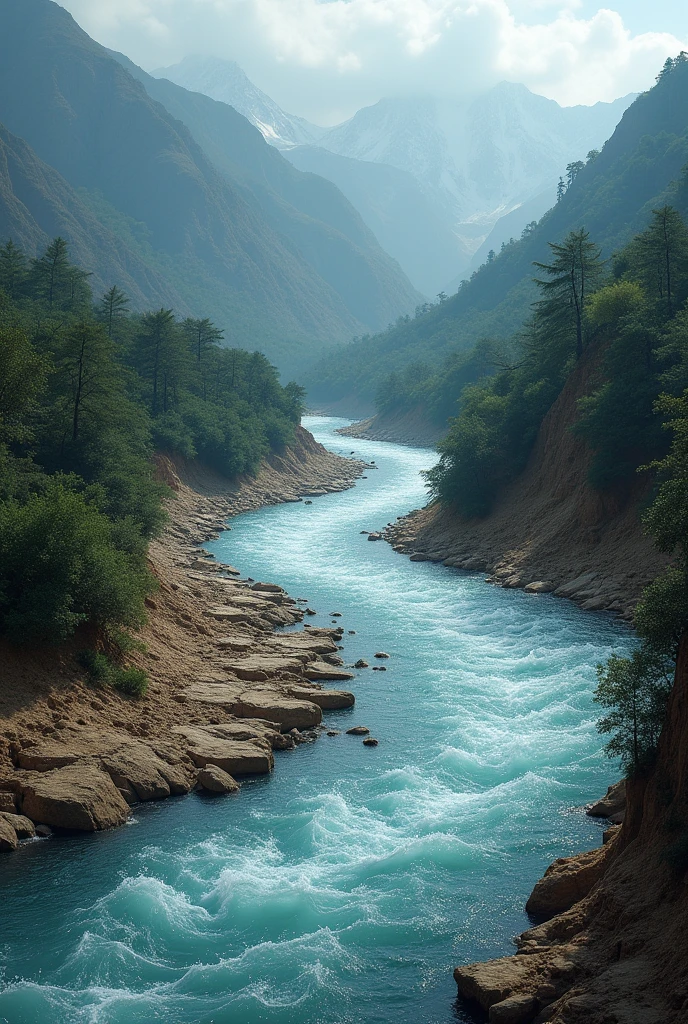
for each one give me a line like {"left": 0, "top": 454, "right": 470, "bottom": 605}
{"left": 0, "top": 417, "right": 630, "bottom": 1024}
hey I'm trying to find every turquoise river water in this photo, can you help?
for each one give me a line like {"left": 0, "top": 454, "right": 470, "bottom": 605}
{"left": 0, "top": 417, "right": 631, "bottom": 1024}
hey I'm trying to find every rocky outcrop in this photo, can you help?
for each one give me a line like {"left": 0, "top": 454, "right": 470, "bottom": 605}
{"left": 17, "top": 764, "right": 131, "bottom": 831}
{"left": 454, "top": 637, "right": 688, "bottom": 1023}
{"left": 525, "top": 841, "right": 617, "bottom": 918}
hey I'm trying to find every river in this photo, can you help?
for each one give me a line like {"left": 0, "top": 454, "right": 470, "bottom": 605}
{"left": 0, "top": 416, "right": 630, "bottom": 1024}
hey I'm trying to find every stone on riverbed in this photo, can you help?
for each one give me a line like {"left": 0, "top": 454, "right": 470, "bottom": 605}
{"left": 0, "top": 816, "right": 18, "bottom": 850}
{"left": 198, "top": 765, "right": 240, "bottom": 794}
{"left": 288, "top": 688, "right": 355, "bottom": 710}
{"left": 302, "top": 662, "right": 355, "bottom": 682}
{"left": 232, "top": 692, "right": 323, "bottom": 731}
{"left": 173, "top": 724, "right": 274, "bottom": 775}
{"left": 18, "top": 763, "right": 131, "bottom": 832}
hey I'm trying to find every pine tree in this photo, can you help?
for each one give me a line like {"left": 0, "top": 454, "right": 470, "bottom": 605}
{"left": 566, "top": 161, "right": 585, "bottom": 188}
{"left": 52, "top": 321, "right": 117, "bottom": 443}
{"left": 625, "top": 206, "right": 688, "bottom": 318}
{"left": 31, "top": 237, "right": 71, "bottom": 309}
{"left": 100, "top": 286, "right": 129, "bottom": 338}
{"left": 0, "top": 240, "right": 27, "bottom": 299}
{"left": 656, "top": 56, "right": 675, "bottom": 82}
{"left": 556, "top": 177, "right": 566, "bottom": 202}
{"left": 136, "top": 309, "right": 186, "bottom": 416}
{"left": 534, "top": 229, "right": 605, "bottom": 359}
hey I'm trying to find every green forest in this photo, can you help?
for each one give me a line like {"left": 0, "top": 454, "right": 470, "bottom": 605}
{"left": 0, "top": 236, "right": 304, "bottom": 668}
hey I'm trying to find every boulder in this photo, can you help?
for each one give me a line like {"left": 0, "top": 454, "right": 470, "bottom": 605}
{"left": 0, "top": 791, "right": 17, "bottom": 813}
{"left": 363, "top": 738, "right": 379, "bottom": 747}
{"left": 19, "top": 764, "right": 130, "bottom": 831}
{"left": 346, "top": 726, "right": 370, "bottom": 736}
{"left": 586, "top": 780, "right": 626, "bottom": 819}
{"left": 526, "top": 842, "right": 613, "bottom": 918}
{"left": 488, "top": 994, "right": 538, "bottom": 1023}
{"left": 173, "top": 725, "right": 274, "bottom": 776}
{"left": 455, "top": 956, "right": 535, "bottom": 1012}
{"left": 289, "top": 688, "right": 355, "bottom": 710}
{"left": 302, "top": 662, "right": 355, "bottom": 682}
{"left": 367, "top": 533, "right": 382, "bottom": 541}
{"left": 374, "top": 652, "right": 390, "bottom": 659}
{"left": 0, "top": 816, "right": 18, "bottom": 851}
{"left": 354, "top": 660, "right": 369, "bottom": 669}
{"left": 524, "top": 582, "right": 554, "bottom": 594}
{"left": 233, "top": 692, "right": 322, "bottom": 731}
{"left": 198, "top": 765, "right": 240, "bottom": 794}
{"left": 0, "top": 812, "right": 36, "bottom": 839}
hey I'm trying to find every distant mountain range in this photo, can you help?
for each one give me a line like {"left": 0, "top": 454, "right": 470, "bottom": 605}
{"left": 306, "top": 59, "right": 688, "bottom": 406}
{"left": 156, "top": 57, "right": 635, "bottom": 293}
{"left": 0, "top": 0, "right": 420, "bottom": 376}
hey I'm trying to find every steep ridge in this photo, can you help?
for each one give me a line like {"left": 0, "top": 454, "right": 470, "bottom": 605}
{"left": 308, "top": 65, "right": 688, "bottom": 405}
{"left": 452, "top": 636, "right": 688, "bottom": 1024}
{"left": 111, "top": 51, "right": 421, "bottom": 331}
{"left": 0, "top": 122, "right": 182, "bottom": 308}
{"left": 386, "top": 346, "right": 669, "bottom": 619}
{"left": 0, "top": 0, "right": 404, "bottom": 374}
{"left": 154, "top": 56, "right": 325, "bottom": 150}
{"left": 284, "top": 145, "right": 461, "bottom": 295}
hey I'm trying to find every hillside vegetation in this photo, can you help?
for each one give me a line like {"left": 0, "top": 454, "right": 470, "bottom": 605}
{"left": 0, "top": 236, "right": 303, "bottom": 660}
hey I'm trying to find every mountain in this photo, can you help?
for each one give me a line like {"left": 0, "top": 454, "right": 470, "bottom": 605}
{"left": 283, "top": 145, "right": 464, "bottom": 296}
{"left": 0, "top": 121, "right": 183, "bottom": 309}
{"left": 158, "top": 57, "right": 633, "bottom": 292}
{"left": 307, "top": 64, "right": 688, "bottom": 406}
{"left": 154, "top": 56, "right": 324, "bottom": 150}
{"left": 0, "top": 0, "right": 419, "bottom": 376}
{"left": 112, "top": 51, "right": 420, "bottom": 333}
{"left": 317, "top": 86, "right": 634, "bottom": 258}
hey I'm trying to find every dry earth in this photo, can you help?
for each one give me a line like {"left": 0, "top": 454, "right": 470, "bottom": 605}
{"left": 0, "top": 426, "right": 371, "bottom": 849}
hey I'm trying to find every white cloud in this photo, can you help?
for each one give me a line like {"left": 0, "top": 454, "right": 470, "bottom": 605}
{"left": 58, "top": 0, "right": 688, "bottom": 121}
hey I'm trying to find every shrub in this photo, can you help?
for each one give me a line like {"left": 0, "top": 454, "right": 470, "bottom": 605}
{"left": 0, "top": 480, "right": 153, "bottom": 643}
{"left": 112, "top": 666, "right": 148, "bottom": 698}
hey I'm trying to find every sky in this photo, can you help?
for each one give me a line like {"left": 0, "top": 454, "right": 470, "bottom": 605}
{"left": 57, "top": 0, "right": 688, "bottom": 124}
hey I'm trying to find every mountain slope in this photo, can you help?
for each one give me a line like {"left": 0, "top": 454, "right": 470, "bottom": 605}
{"left": 283, "top": 145, "right": 464, "bottom": 296}
{"left": 0, "top": 122, "right": 183, "bottom": 308}
{"left": 308, "top": 65, "right": 688, "bottom": 405}
{"left": 111, "top": 51, "right": 420, "bottom": 330}
{"left": 154, "top": 56, "right": 324, "bottom": 150}
{"left": 0, "top": 0, "right": 411, "bottom": 374}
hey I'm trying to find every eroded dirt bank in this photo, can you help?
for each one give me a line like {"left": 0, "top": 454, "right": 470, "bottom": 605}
{"left": 337, "top": 407, "right": 444, "bottom": 448}
{"left": 385, "top": 353, "right": 669, "bottom": 619}
{"left": 0, "top": 426, "right": 368, "bottom": 849}
{"left": 454, "top": 637, "right": 688, "bottom": 1024}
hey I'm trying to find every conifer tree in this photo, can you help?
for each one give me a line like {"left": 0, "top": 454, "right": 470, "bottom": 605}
{"left": 31, "top": 237, "right": 71, "bottom": 309}
{"left": 100, "top": 286, "right": 130, "bottom": 338}
{"left": 534, "top": 229, "right": 605, "bottom": 359}
{"left": 0, "top": 240, "right": 27, "bottom": 299}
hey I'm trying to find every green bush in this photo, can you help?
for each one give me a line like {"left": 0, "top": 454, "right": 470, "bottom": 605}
{"left": 112, "top": 666, "right": 148, "bottom": 698}
{"left": 77, "top": 649, "right": 113, "bottom": 686}
{"left": 0, "top": 481, "right": 153, "bottom": 643}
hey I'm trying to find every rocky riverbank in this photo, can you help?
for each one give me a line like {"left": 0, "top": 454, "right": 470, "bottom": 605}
{"left": 337, "top": 408, "right": 444, "bottom": 448}
{"left": 0, "top": 426, "right": 371, "bottom": 851}
{"left": 453, "top": 641, "right": 688, "bottom": 1024}
{"left": 383, "top": 349, "right": 670, "bottom": 619}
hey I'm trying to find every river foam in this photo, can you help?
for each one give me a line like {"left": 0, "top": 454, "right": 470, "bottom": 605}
{"left": 0, "top": 417, "right": 631, "bottom": 1024}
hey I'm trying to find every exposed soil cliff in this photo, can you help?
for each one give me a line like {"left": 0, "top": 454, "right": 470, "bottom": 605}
{"left": 0, "top": 426, "right": 371, "bottom": 849}
{"left": 337, "top": 407, "right": 444, "bottom": 448}
{"left": 454, "top": 635, "right": 688, "bottom": 1024}
{"left": 386, "top": 351, "right": 669, "bottom": 618}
